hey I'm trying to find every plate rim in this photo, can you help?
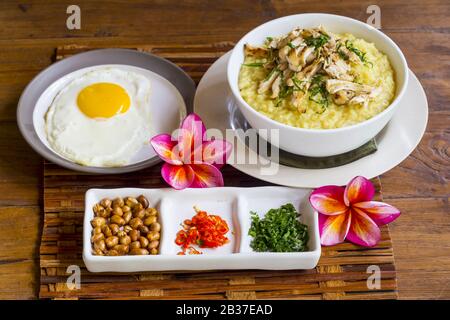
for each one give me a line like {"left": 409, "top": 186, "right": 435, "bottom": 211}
{"left": 194, "top": 51, "right": 429, "bottom": 188}
{"left": 17, "top": 48, "right": 196, "bottom": 174}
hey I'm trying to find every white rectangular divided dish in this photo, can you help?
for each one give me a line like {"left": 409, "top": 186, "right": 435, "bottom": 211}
{"left": 83, "top": 187, "right": 321, "bottom": 272}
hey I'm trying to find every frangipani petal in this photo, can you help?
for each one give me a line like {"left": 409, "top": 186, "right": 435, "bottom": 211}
{"left": 353, "top": 201, "right": 401, "bottom": 226}
{"left": 309, "top": 186, "right": 348, "bottom": 216}
{"left": 200, "top": 139, "right": 232, "bottom": 168}
{"left": 180, "top": 113, "right": 207, "bottom": 141}
{"left": 344, "top": 176, "right": 375, "bottom": 206}
{"left": 177, "top": 113, "right": 206, "bottom": 162}
{"left": 150, "top": 134, "right": 182, "bottom": 165}
{"left": 161, "top": 163, "right": 194, "bottom": 190}
{"left": 189, "top": 163, "right": 224, "bottom": 188}
{"left": 346, "top": 208, "right": 381, "bottom": 247}
{"left": 319, "top": 212, "right": 351, "bottom": 246}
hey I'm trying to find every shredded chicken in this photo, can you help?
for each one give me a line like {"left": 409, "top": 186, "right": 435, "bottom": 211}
{"left": 287, "top": 48, "right": 302, "bottom": 72}
{"left": 244, "top": 44, "right": 268, "bottom": 58}
{"left": 271, "top": 75, "right": 282, "bottom": 99}
{"left": 332, "top": 90, "right": 355, "bottom": 105}
{"left": 323, "top": 53, "right": 353, "bottom": 81}
{"left": 326, "top": 79, "right": 374, "bottom": 94}
{"left": 244, "top": 26, "right": 377, "bottom": 113}
{"left": 299, "top": 46, "right": 316, "bottom": 67}
{"left": 257, "top": 69, "right": 279, "bottom": 94}
{"left": 326, "top": 79, "right": 379, "bottom": 107}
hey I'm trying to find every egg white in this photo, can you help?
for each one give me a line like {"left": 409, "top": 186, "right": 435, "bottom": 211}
{"left": 45, "top": 67, "right": 152, "bottom": 167}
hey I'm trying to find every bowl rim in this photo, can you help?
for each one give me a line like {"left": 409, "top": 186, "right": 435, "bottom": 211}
{"left": 227, "top": 13, "right": 409, "bottom": 134}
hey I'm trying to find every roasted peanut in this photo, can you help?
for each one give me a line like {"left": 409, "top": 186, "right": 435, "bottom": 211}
{"left": 93, "top": 239, "right": 106, "bottom": 252}
{"left": 145, "top": 207, "right": 157, "bottom": 217}
{"left": 130, "top": 248, "right": 149, "bottom": 255}
{"left": 91, "top": 217, "right": 106, "bottom": 228}
{"left": 139, "top": 225, "right": 150, "bottom": 234}
{"left": 112, "top": 206, "right": 123, "bottom": 217}
{"left": 129, "top": 217, "right": 143, "bottom": 230}
{"left": 122, "top": 205, "right": 131, "bottom": 213}
{"left": 99, "top": 208, "right": 111, "bottom": 218}
{"left": 144, "top": 216, "right": 157, "bottom": 226}
{"left": 139, "top": 236, "right": 149, "bottom": 248}
{"left": 133, "top": 203, "right": 144, "bottom": 213}
{"left": 150, "top": 222, "right": 161, "bottom": 232}
{"left": 113, "top": 244, "right": 129, "bottom": 255}
{"left": 120, "top": 235, "right": 131, "bottom": 245}
{"left": 130, "top": 241, "right": 141, "bottom": 250}
{"left": 110, "top": 214, "right": 125, "bottom": 226}
{"left": 117, "top": 230, "right": 127, "bottom": 238}
{"left": 100, "top": 198, "right": 112, "bottom": 208}
{"left": 93, "top": 203, "right": 104, "bottom": 215}
{"left": 94, "top": 248, "right": 104, "bottom": 256}
{"left": 137, "top": 195, "right": 149, "bottom": 208}
{"left": 107, "top": 249, "right": 119, "bottom": 256}
{"left": 109, "top": 223, "right": 120, "bottom": 235}
{"left": 112, "top": 197, "right": 124, "bottom": 208}
{"left": 148, "top": 240, "right": 159, "bottom": 250}
{"left": 91, "top": 233, "right": 104, "bottom": 243}
{"left": 101, "top": 225, "right": 113, "bottom": 238}
{"left": 129, "top": 229, "right": 140, "bottom": 242}
{"left": 147, "top": 231, "right": 160, "bottom": 241}
{"left": 150, "top": 248, "right": 158, "bottom": 255}
{"left": 123, "top": 225, "right": 133, "bottom": 233}
{"left": 93, "top": 226, "right": 102, "bottom": 234}
{"left": 123, "top": 211, "right": 132, "bottom": 224}
{"left": 133, "top": 209, "right": 146, "bottom": 219}
{"left": 105, "top": 236, "right": 119, "bottom": 248}
{"left": 125, "top": 197, "right": 139, "bottom": 208}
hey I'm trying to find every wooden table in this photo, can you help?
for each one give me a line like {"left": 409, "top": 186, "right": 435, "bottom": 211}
{"left": 0, "top": 0, "right": 448, "bottom": 299}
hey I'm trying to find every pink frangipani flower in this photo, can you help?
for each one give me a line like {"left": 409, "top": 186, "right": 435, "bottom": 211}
{"left": 309, "top": 176, "right": 401, "bottom": 247}
{"left": 150, "top": 113, "right": 232, "bottom": 190}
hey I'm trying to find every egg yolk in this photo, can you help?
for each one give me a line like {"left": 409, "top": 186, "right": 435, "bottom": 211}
{"left": 77, "top": 83, "right": 130, "bottom": 118}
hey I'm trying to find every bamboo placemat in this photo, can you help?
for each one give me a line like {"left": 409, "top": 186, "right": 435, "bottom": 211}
{"left": 39, "top": 44, "right": 398, "bottom": 300}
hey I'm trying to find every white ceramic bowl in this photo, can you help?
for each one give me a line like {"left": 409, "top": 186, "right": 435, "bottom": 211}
{"left": 227, "top": 14, "right": 409, "bottom": 157}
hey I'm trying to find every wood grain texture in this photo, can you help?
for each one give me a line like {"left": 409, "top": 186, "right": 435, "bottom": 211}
{"left": 0, "top": 0, "right": 448, "bottom": 299}
{"left": 0, "top": 207, "right": 41, "bottom": 299}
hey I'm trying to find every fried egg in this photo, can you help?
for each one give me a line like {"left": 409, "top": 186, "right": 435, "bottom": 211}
{"left": 45, "top": 67, "right": 152, "bottom": 166}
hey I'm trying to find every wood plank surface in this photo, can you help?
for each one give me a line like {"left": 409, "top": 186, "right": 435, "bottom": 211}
{"left": 0, "top": 0, "right": 448, "bottom": 299}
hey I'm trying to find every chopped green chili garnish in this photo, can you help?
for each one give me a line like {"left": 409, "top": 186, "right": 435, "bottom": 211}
{"left": 305, "top": 34, "right": 330, "bottom": 49}
{"left": 248, "top": 203, "right": 309, "bottom": 252}
{"left": 287, "top": 42, "right": 296, "bottom": 49}
{"left": 308, "top": 75, "right": 329, "bottom": 111}
{"left": 274, "top": 84, "right": 293, "bottom": 107}
{"left": 345, "top": 40, "right": 373, "bottom": 67}
{"left": 292, "top": 78, "right": 306, "bottom": 92}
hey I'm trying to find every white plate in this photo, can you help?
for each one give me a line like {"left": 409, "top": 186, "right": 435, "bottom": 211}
{"left": 83, "top": 187, "right": 320, "bottom": 272}
{"left": 33, "top": 64, "right": 186, "bottom": 166}
{"left": 194, "top": 52, "right": 428, "bottom": 188}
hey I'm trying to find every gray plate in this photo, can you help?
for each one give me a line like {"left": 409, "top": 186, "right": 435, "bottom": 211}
{"left": 17, "top": 48, "right": 195, "bottom": 174}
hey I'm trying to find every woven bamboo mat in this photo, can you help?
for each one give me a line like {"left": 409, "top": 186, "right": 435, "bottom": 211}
{"left": 39, "top": 44, "right": 398, "bottom": 300}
